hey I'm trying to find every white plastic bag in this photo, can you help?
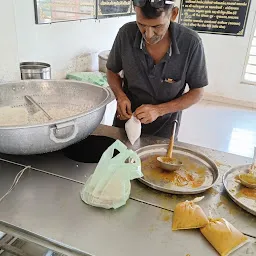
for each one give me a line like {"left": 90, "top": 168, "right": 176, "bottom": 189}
{"left": 125, "top": 115, "right": 141, "bottom": 145}
{"left": 80, "top": 140, "right": 142, "bottom": 209}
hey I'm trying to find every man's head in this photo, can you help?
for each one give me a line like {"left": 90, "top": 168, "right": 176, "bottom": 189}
{"left": 134, "top": 0, "right": 179, "bottom": 45}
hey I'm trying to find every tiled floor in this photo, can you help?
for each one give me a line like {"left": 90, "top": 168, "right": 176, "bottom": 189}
{"left": 179, "top": 100, "right": 256, "bottom": 158}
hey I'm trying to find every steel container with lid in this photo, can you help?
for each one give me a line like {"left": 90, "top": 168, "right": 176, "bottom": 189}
{"left": 20, "top": 62, "right": 51, "bottom": 80}
{"left": 98, "top": 51, "right": 110, "bottom": 73}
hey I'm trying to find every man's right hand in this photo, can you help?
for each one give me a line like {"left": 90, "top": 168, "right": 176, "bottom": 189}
{"left": 116, "top": 95, "right": 132, "bottom": 120}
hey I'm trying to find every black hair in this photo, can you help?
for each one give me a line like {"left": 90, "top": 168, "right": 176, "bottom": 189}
{"left": 140, "top": 1, "right": 173, "bottom": 19}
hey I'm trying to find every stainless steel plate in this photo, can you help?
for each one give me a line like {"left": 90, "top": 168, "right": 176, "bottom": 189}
{"left": 136, "top": 144, "right": 219, "bottom": 194}
{"left": 223, "top": 165, "right": 256, "bottom": 216}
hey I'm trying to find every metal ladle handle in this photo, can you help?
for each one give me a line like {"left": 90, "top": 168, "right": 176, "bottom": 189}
{"left": 167, "top": 120, "right": 178, "bottom": 159}
{"left": 250, "top": 147, "right": 256, "bottom": 174}
{"left": 25, "top": 95, "right": 52, "bottom": 121}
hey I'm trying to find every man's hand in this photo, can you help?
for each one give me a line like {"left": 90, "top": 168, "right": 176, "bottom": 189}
{"left": 134, "top": 104, "right": 160, "bottom": 124}
{"left": 117, "top": 95, "right": 132, "bottom": 120}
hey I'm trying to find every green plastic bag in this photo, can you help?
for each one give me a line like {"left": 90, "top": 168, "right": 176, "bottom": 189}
{"left": 66, "top": 71, "right": 108, "bottom": 87}
{"left": 80, "top": 140, "right": 142, "bottom": 209}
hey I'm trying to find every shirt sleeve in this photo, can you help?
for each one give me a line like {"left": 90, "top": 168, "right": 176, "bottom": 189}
{"left": 106, "top": 29, "right": 123, "bottom": 74}
{"left": 186, "top": 39, "right": 208, "bottom": 89}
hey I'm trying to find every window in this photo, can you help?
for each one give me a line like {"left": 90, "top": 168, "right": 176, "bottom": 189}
{"left": 243, "top": 22, "right": 256, "bottom": 84}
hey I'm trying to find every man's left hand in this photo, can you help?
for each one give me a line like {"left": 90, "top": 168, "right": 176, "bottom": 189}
{"left": 134, "top": 104, "right": 161, "bottom": 124}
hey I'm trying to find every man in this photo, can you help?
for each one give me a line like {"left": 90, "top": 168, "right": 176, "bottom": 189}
{"left": 107, "top": 0, "right": 208, "bottom": 139}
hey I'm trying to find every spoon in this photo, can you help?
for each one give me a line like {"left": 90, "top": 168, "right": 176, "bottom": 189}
{"left": 238, "top": 147, "right": 256, "bottom": 189}
{"left": 25, "top": 95, "right": 52, "bottom": 121}
{"left": 157, "top": 119, "right": 183, "bottom": 171}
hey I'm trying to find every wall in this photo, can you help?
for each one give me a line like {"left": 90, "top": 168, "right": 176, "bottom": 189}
{"left": 0, "top": 1, "right": 20, "bottom": 81}
{"left": 201, "top": 5, "right": 256, "bottom": 105}
{"left": 175, "top": 0, "right": 256, "bottom": 105}
{"left": 13, "top": 0, "right": 135, "bottom": 79}
{"left": 1, "top": 0, "right": 256, "bottom": 105}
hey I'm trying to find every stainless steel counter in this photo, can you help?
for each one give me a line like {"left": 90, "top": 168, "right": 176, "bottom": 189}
{"left": 0, "top": 164, "right": 255, "bottom": 256}
{"left": 0, "top": 162, "right": 23, "bottom": 199}
{"left": 0, "top": 125, "right": 255, "bottom": 256}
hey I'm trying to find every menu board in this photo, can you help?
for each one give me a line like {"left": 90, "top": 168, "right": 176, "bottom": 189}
{"left": 97, "top": 0, "right": 132, "bottom": 18}
{"left": 34, "top": 0, "right": 96, "bottom": 23}
{"left": 34, "top": 0, "right": 134, "bottom": 23}
{"left": 180, "top": 0, "right": 251, "bottom": 36}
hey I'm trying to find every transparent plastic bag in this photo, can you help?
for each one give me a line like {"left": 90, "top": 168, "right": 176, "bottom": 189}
{"left": 125, "top": 115, "right": 141, "bottom": 145}
{"left": 80, "top": 140, "right": 142, "bottom": 209}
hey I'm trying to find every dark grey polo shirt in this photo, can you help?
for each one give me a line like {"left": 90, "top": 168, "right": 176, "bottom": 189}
{"left": 107, "top": 21, "right": 208, "bottom": 138}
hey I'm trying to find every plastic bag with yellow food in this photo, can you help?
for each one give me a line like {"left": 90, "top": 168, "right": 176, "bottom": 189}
{"left": 172, "top": 197, "right": 209, "bottom": 231}
{"left": 200, "top": 218, "right": 248, "bottom": 256}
